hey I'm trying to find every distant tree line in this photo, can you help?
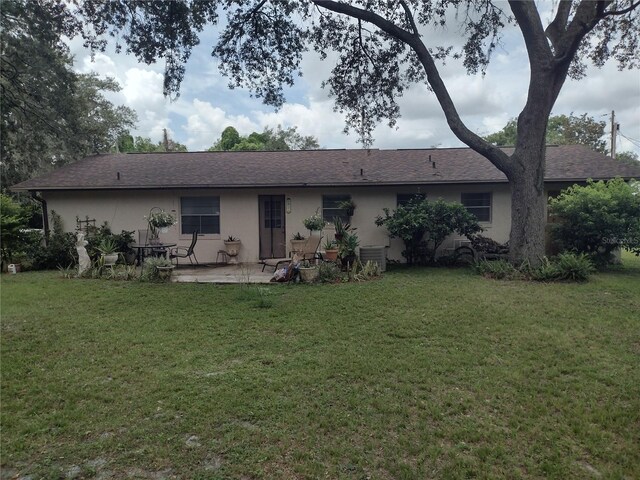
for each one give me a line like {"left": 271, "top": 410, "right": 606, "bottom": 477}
{"left": 208, "top": 125, "right": 320, "bottom": 151}
{"left": 484, "top": 113, "right": 639, "bottom": 165}
{"left": 116, "top": 129, "right": 187, "bottom": 153}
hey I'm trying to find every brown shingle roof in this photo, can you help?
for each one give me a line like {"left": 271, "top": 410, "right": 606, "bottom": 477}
{"left": 11, "top": 145, "right": 640, "bottom": 191}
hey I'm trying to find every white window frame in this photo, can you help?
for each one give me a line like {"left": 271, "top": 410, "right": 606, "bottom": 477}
{"left": 322, "top": 194, "right": 351, "bottom": 223}
{"left": 461, "top": 192, "right": 492, "bottom": 223}
{"left": 180, "top": 196, "right": 221, "bottom": 235}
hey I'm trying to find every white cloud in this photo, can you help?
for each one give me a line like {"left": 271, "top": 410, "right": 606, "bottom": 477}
{"left": 181, "top": 99, "right": 259, "bottom": 150}
{"left": 65, "top": 12, "right": 639, "bottom": 156}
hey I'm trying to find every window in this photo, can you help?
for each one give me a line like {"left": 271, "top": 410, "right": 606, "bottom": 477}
{"left": 397, "top": 193, "right": 426, "bottom": 207}
{"left": 181, "top": 196, "right": 220, "bottom": 234}
{"left": 322, "top": 194, "right": 351, "bottom": 223}
{"left": 461, "top": 192, "right": 491, "bottom": 222}
{"left": 263, "top": 197, "right": 283, "bottom": 229}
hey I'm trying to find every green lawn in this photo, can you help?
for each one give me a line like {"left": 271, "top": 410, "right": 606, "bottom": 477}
{"left": 2, "top": 257, "right": 639, "bottom": 479}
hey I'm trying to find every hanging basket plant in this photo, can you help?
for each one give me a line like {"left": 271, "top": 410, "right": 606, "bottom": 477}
{"left": 338, "top": 199, "right": 356, "bottom": 217}
{"left": 303, "top": 210, "right": 326, "bottom": 231}
{"left": 146, "top": 210, "right": 176, "bottom": 229}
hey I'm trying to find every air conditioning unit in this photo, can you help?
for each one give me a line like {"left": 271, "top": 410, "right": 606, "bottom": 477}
{"left": 454, "top": 239, "right": 472, "bottom": 249}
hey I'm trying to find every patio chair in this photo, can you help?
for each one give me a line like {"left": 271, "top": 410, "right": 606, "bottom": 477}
{"left": 260, "top": 255, "right": 290, "bottom": 272}
{"left": 301, "top": 234, "right": 323, "bottom": 263}
{"left": 260, "top": 235, "right": 323, "bottom": 272}
{"left": 169, "top": 230, "right": 199, "bottom": 266}
{"left": 138, "top": 229, "right": 150, "bottom": 246}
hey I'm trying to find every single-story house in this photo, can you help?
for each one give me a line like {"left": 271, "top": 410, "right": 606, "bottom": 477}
{"left": 12, "top": 145, "right": 640, "bottom": 263}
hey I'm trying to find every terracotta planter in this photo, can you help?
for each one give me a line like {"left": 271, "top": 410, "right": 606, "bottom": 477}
{"left": 323, "top": 249, "right": 339, "bottom": 262}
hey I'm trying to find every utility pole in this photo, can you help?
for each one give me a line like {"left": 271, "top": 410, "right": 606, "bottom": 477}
{"left": 610, "top": 110, "right": 619, "bottom": 159}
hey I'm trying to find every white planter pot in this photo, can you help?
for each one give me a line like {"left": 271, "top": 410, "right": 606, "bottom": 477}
{"left": 299, "top": 267, "right": 319, "bottom": 283}
{"left": 102, "top": 253, "right": 118, "bottom": 266}
{"left": 224, "top": 241, "right": 241, "bottom": 263}
{"left": 156, "top": 265, "right": 175, "bottom": 280}
{"left": 159, "top": 227, "right": 169, "bottom": 234}
{"left": 290, "top": 239, "right": 306, "bottom": 254}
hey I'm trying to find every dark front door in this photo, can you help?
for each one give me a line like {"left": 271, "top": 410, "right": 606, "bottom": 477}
{"left": 259, "top": 195, "right": 286, "bottom": 259}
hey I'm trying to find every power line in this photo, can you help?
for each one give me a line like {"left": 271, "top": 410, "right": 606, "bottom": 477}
{"left": 619, "top": 131, "right": 640, "bottom": 149}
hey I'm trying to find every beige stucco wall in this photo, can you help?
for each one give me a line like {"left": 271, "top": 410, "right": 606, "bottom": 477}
{"left": 43, "top": 183, "right": 512, "bottom": 263}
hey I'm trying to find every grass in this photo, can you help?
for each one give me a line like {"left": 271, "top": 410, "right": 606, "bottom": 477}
{"left": 1, "top": 255, "right": 639, "bottom": 479}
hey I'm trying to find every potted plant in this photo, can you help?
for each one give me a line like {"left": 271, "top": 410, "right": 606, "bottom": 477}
{"left": 290, "top": 232, "right": 306, "bottom": 253}
{"left": 146, "top": 210, "right": 176, "bottom": 237}
{"left": 333, "top": 217, "right": 355, "bottom": 242}
{"left": 298, "top": 259, "right": 319, "bottom": 283}
{"left": 142, "top": 256, "right": 174, "bottom": 282}
{"left": 323, "top": 238, "right": 339, "bottom": 262}
{"left": 224, "top": 235, "right": 241, "bottom": 263}
{"left": 114, "top": 230, "right": 136, "bottom": 265}
{"left": 338, "top": 199, "right": 356, "bottom": 217}
{"left": 303, "top": 210, "right": 326, "bottom": 232}
{"left": 97, "top": 238, "right": 119, "bottom": 266}
{"left": 339, "top": 232, "right": 360, "bottom": 268}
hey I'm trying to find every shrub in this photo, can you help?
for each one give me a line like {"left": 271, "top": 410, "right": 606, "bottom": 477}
{"left": 26, "top": 211, "right": 76, "bottom": 270}
{"left": 350, "top": 260, "right": 381, "bottom": 281}
{"left": 528, "top": 257, "right": 560, "bottom": 282}
{"left": 473, "top": 259, "right": 519, "bottom": 280}
{"left": 468, "top": 235, "right": 509, "bottom": 254}
{"left": 318, "top": 261, "right": 342, "bottom": 283}
{"left": 0, "top": 194, "right": 28, "bottom": 269}
{"left": 549, "top": 178, "right": 640, "bottom": 263}
{"left": 375, "top": 198, "right": 482, "bottom": 265}
{"left": 141, "top": 257, "right": 174, "bottom": 282}
{"left": 552, "top": 252, "right": 595, "bottom": 281}
{"left": 476, "top": 253, "right": 595, "bottom": 282}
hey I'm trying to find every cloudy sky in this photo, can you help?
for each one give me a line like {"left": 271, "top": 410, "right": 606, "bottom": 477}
{"left": 68, "top": 4, "right": 640, "bottom": 155}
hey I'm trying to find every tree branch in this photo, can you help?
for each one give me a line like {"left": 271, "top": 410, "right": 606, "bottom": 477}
{"left": 553, "top": 1, "right": 609, "bottom": 68}
{"left": 249, "top": 0, "right": 269, "bottom": 16}
{"left": 509, "top": 0, "right": 553, "bottom": 69}
{"left": 545, "top": 0, "right": 572, "bottom": 52}
{"left": 312, "top": 0, "right": 512, "bottom": 173}
{"left": 398, "top": 0, "right": 419, "bottom": 36}
{"left": 357, "top": 19, "right": 377, "bottom": 68}
{"left": 603, "top": 0, "right": 640, "bottom": 16}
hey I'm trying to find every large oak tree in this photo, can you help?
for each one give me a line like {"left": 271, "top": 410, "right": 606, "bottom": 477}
{"left": 1, "top": 0, "right": 137, "bottom": 188}
{"left": 72, "top": 0, "right": 639, "bottom": 264}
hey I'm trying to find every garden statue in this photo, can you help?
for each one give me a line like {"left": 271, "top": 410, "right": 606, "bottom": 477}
{"left": 76, "top": 232, "right": 90, "bottom": 275}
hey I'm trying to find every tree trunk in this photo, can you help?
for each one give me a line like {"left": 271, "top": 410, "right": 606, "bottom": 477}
{"left": 508, "top": 152, "right": 547, "bottom": 266}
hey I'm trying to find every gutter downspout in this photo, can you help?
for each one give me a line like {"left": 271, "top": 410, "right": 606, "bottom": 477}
{"left": 31, "top": 191, "right": 49, "bottom": 245}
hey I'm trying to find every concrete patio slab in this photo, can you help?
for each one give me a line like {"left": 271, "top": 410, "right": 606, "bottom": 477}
{"left": 171, "top": 263, "right": 274, "bottom": 284}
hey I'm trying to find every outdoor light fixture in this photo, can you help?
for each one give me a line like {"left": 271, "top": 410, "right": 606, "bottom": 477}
{"left": 286, "top": 197, "right": 292, "bottom": 214}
